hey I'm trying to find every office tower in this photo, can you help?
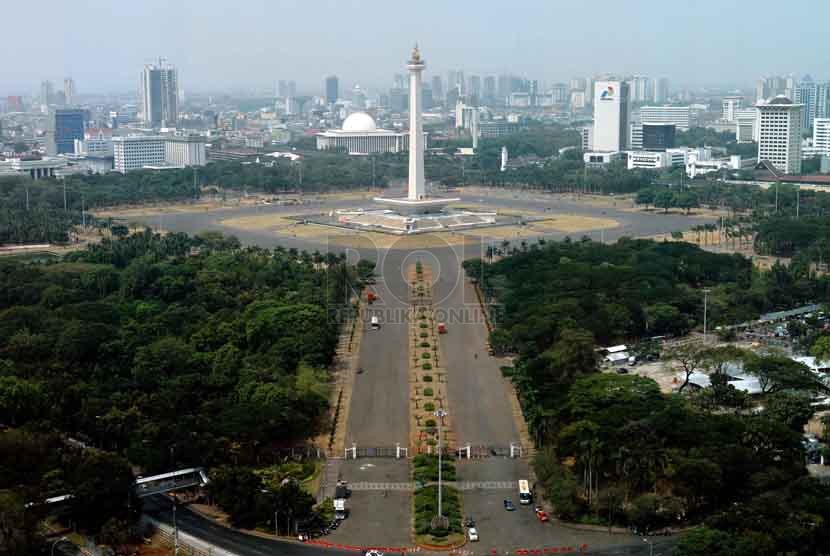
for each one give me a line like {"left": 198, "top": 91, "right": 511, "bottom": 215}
{"left": 422, "top": 85, "right": 434, "bottom": 110}
{"left": 570, "top": 78, "right": 587, "bottom": 93}
{"left": 640, "top": 105, "right": 692, "bottom": 130}
{"left": 469, "top": 75, "right": 482, "bottom": 99}
{"left": 325, "top": 75, "right": 339, "bottom": 105}
{"left": 756, "top": 75, "right": 788, "bottom": 102}
{"left": 63, "top": 78, "right": 76, "bottom": 106}
{"left": 141, "top": 59, "right": 178, "bottom": 127}
{"left": 794, "top": 78, "right": 830, "bottom": 131}
{"left": 287, "top": 81, "right": 297, "bottom": 98}
{"left": 626, "top": 76, "right": 651, "bottom": 102}
{"left": 54, "top": 109, "right": 86, "bottom": 154}
{"left": 456, "top": 71, "right": 465, "bottom": 95}
{"left": 389, "top": 88, "right": 407, "bottom": 112}
{"left": 757, "top": 96, "right": 803, "bottom": 174}
{"left": 431, "top": 75, "right": 444, "bottom": 101}
{"left": 814, "top": 119, "right": 830, "bottom": 156}
{"left": 483, "top": 76, "right": 496, "bottom": 103}
{"left": 654, "top": 78, "right": 669, "bottom": 103}
{"left": 497, "top": 74, "right": 510, "bottom": 100}
{"left": 394, "top": 73, "right": 406, "bottom": 90}
{"left": 40, "top": 80, "right": 54, "bottom": 105}
{"left": 592, "top": 81, "right": 630, "bottom": 152}
{"left": 642, "top": 123, "right": 676, "bottom": 151}
{"left": 735, "top": 108, "right": 759, "bottom": 143}
{"left": 278, "top": 80, "right": 288, "bottom": 98}
{"left": 113, "top": 136, "right": 165, "bottom": 172}
{"left": 550, "top": 83, "right": 568, "bottom": 104}
{"left": 722, "top": 96, "right": 743, "bottom": 122}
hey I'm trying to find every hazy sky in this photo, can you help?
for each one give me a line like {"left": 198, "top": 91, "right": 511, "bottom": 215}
{"left": 4, "top": 0, "right": 829, "bottom": 96}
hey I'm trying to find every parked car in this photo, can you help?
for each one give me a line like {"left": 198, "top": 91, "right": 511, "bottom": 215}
{"left": 503, "top": 499, "right": 516, "bottom": 511}
{"left": 616, "top": 367, "right": 629, "bottom": 374}
{"left": 468, "top": 527, "right": 479, "bottom": 542}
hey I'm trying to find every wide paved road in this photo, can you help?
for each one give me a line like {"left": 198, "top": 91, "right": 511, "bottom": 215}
{"left": 345, "top": 247, "right": 410, "bottom": 448}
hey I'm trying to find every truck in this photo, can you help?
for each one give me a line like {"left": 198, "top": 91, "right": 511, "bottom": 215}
{"left": 438, "top": 322, "right": 447, "bottom": 334}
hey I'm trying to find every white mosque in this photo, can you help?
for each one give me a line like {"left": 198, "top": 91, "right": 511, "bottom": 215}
{"left": 315, "top": 112, "right": 411, "bottom": 155}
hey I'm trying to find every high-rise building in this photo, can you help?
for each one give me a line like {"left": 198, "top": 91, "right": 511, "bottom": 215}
{"left": 165, "top": 136, "right": 207, "bottom": 168}
{"left": 592, "top": 80, "right": 630, "bottom": 152}
{"left": 814, "top": 119, "right": 830, "bottom": 156}
{"left": 278, "top": 80, "right": 288, "bottom": 98}
{"left": 550, "top": 83, "right": 568, "bottom": 104}
{"left": 431, "top": 76, "right": 444, "bottom": 101}
{"left": 640, "top": 105, "right": 692, "bottom": 130}
{"left": 722, "top": 96, "right": 743, "bottom": 122}
{"left": 735, "top": 108, "right": 759, "bottom": 143}
{"left": 394, "top": 73, "right": 406, "bottom": 90}
{"left": 63, "top": 78, "right": 76, "bottom": 106}
{"left": 497, "top": 74, "right": 510, "bottom": 101}
{"left": 469, "top": 75, "right": 482, "bottom": 100}
{"left": 756, "top": 75, "right": 788, "bottom": 103}
{"left": 389, "top": 88, "right": 407, "bottom": 113}
{"left": 325, "top": 75, "right": 339, "bottom": 105}
{"left": 653, "top": 78, "right": 669, "bottom": 103}
{"left": 40, "top": 80, "right": 54, "bottom": 105}
{"left": 642, "top": 123, "right": 676, "bottom": 151}
{"left": 483, "top": 76, "right": 496, "bottom": 103}
{"left": 141, "top": 59, "right": 178, "bottom": 127}
{"left": 794, "top": 78, "right": 830, "bottom": 131}
{"left": 54, "top": 109, "right": 86, "bottom": 154}
{"left": 625, "top": 76, "right": 651, "bottom": 102}
{"left": 113, "top": 136, "right": 166, "bottom": 172}
{"left": 6, "top": 96, "right": 24, "bottom": 112}
{"left": 757, "top": 96, "right": 803, "bottom": 174}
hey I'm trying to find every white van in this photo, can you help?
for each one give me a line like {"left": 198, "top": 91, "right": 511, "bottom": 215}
{"left": 370, "top": 316, "right": 380, "bottom": 330}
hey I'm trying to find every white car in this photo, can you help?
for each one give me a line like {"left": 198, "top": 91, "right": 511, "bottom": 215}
{"left": 467, "top": 527, "right": 479, "bottom": 542}
{"left": 365, "top": 551, "right": 384, "bottom": 556}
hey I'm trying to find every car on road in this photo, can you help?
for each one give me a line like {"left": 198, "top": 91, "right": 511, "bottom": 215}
{"left": 503, "top": 499, "right": 516, "bottom": 511}
{"left": 464, "top": 516, "right": 475, "bottom": 528}
{"left": 467, "top": 527, "right": 479, "bottom": 542}
{"left": 365, "top": 551, "right": 384, "bottom": 556}
{"left": 535, "top": 507, "right": 549, "bottom": 522}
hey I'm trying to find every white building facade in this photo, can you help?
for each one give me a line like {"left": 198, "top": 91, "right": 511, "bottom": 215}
{"left": 315, "top": 112, "right": 411, "bottom": 155}
{"left": 165, "top": 136, "right": 206, "bottom": 167}
{"left": 757, "top": 97, "right": 803, "bottom": 174}
{"left": 113, "top": 136, "right": 165, "bottom": 172}
{"left": 639, "top": 105, "right": 692, "bottom": 130}
{"left": 814, "top": 118, "right": 830, "bottom": 155}
{"left": 592, "top": 80, "right": 630, "bottom": 152}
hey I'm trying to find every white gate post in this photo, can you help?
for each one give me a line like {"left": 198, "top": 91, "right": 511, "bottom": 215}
{"left": 396, "top": 443, "right": 401, "bottom": 459}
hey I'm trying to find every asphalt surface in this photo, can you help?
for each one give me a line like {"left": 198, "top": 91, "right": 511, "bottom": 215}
{"left": 126, "top": 192, "right": 700, "bottom": 554}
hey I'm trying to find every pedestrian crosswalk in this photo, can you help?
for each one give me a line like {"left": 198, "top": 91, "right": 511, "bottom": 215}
{"left": 347, "top": 480, "right": 516, "bottom": 492}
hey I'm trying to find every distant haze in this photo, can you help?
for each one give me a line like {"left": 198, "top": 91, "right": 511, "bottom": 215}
{"left": 4, "top": 0, "right": 828, "bottom": 95}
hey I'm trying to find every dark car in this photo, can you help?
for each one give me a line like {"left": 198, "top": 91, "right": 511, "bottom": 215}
{"left": 616, "top": 367, "right": 629, "bottom": 374}
{"left": 503, "top": 500, "right": 516, "bottom": 511}
{"left": 464, "top": 516, "right": 475, "bottom": 527}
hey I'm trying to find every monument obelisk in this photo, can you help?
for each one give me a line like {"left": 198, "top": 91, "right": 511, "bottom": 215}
{"left": 407, "top": 44, "right": 426, "bottom": 201}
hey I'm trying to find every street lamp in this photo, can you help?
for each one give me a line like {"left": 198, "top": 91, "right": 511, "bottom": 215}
{"left": 51, "top": 537, "right": 71, "bottom": 556}
{"left": 703, "top": 288, "right": 711, "bottom": 344}
{"left": 434, "top": 409, "right": 448, "bottom": 528}
{"left": 642, "top": 537, "right": 654, "bottom": 556}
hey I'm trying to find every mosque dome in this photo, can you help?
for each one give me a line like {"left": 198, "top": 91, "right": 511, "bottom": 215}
{"left": 342, "top": 112, "right": 377, "bottom": 132}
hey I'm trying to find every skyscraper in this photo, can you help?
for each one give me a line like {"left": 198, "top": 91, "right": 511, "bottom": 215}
{"left": 54, "top": 109, "right": 86, "bottom": 154}
{"left": 40, "top": 80, "right": 54, "bottom": 105}
{"left": 469, "top": 75, "right": 482, "bottom": 99}
{"left": 653, "top": 78, "right": 669, "bottom": 103}
{"left": 325, "top": 75, "right": 339, "bottom": 105}
{"left": 431, "top": 76, "right": 444, "bottom": 101}
{"left": 757, "top": 96, "right": 803, "bottom": 174}
{"left": 483, "top": 76, "right": 496, "bottom": 103}
{"left": 794, "top": 78, "right": 830, "bottom": 131}
{"left": 592, "top": 81, "right": 630, "bottom": 152}
{"left": 141, "top": 59, "right": 178, "bottom": 127}
{"left": 63, "top": 78, "right": 76, "bottom": 106}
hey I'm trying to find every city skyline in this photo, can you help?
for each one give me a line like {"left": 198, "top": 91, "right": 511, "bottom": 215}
{"left": 3, "top": 0, "right": 830, "bottom": 96}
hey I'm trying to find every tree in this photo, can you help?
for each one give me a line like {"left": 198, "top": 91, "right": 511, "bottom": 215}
{"left": 665, "top": 344, "right": 707, "bottom": 393}
{"left": 675, "top": 191, "right": 700, "bottom": 215}
{"left": 67, "top": 450, "right": 135, "bottom": 532}
{"left": 635, "top": 188, "right": 656, "bottom": 209}
{"left": 0, "top": 490, "right": 42, "bottom": 556}
{"left": 654, "top": 190, "right": 675, "bottom": 213}
{"left": 207, "top": 466, "right": 262, "bottom": 529}
{"left": 744, "top": 353, "right": 824, "bottom": 395}
{"left": 811, "top": 335, "right": 830, "bottom": 364}
{"left": 765, "top": 391, "right": 814, "bottom": 431}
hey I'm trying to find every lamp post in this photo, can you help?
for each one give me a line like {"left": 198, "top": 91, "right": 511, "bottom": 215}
{"left": 703, "top": 288, "right": 711, "bottom": 344}
{"left": 51, "top": 537, "right": 70, "bottom": 556}
{"left": 642, "top": 536, "right": 654, "bottom": 556}
{"left": 435, "top": 409, "right": 447, "bottom": 525}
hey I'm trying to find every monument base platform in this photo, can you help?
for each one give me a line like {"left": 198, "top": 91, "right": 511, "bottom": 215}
{"left": 306, "top": 206, "right": 512, "bottom": 235}
{"left": 372, "top": 196, "right": 460, "bottom": 215}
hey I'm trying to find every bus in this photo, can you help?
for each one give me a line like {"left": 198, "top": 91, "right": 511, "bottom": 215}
{"left": 518, "top": 479, "right": 532, "bottom": 505}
